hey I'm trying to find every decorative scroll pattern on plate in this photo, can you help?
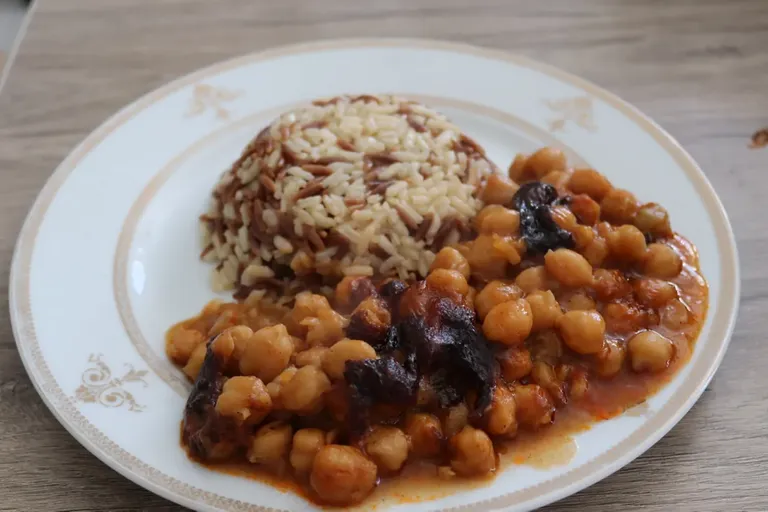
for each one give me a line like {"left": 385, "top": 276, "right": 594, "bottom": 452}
{"left": 74, "top": 354, "right": 148, "bottom": 412}
{"left": 545, "top": 96, "right": 597, "bottom": 133}
{"left": 186, "top": 83, "right": 243, "bottom": 120}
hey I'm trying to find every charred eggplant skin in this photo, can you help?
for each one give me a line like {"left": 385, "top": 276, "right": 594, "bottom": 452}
{"left": 344, "top": 279, "right": 497, "bottom": 433}
{"left": 182, "top": 337, "right": 232, "bottom": 460}
{"left": 512, "top": 182, "right": 574, "bottom": 254}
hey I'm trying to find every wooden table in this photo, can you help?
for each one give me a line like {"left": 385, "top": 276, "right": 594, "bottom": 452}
{"left": 1, "top": 1, "right": 766, "bottom": 510}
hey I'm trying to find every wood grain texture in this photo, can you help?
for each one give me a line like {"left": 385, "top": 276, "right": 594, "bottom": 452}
{"left": 0, "top": 0, "right": 767, "bottom": 510}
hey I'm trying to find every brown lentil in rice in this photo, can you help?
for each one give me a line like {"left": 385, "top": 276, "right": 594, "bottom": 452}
{"left": 199, "top": 95, "right": 500, "bottom": 296}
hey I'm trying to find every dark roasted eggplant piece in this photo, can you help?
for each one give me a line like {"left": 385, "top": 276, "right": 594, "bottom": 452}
{"left": 344, "top": 355, "right": 418, "bottom": 433}
{"left": 182, "top": 336, "right": 240, "bottom": 461}
{"left": 512, "top": 182, "right": 574, "bottom": 254}
{"left": 343, "top": 279, "right": 497, "bottom": 433}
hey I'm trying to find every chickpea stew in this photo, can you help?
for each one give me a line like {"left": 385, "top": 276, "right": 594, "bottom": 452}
{"left": 167, "top": 147, "right": 707, "bottom": 507}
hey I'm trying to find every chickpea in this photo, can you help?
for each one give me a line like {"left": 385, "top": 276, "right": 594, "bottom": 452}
{"left": 182, "top": 342, "right": 207, "bottom": 380}
{"left": 430, "top": 247, "right": 471, "bottom": 278}
{"left": 449, "top": 426, "right": 496, "bottom": 477}
{"left": 550, "top": 206, "right": 578, "bottom": 231}
{"left": 525, "top": 147, "right": 567, "bottom": 180}
{"left": 290, "top": 292, "right": 333, "bottom": 327}
{"left": 568, "top": 369, "right": 589, "bottom": 400}
{"left": 443, "top": 402, "right": 470, "bottom": 437}
{"left": 474, "top": 204, "right": 505, "bottom": 231}
{"left": 290, "top": 250, "right": 314, "bottom": 277}
{"left": 167, "top": 327, "right": 206, "bottom": 365}
{"left": 334, "top": 276, "right": 376, "bottom": 313}
{"left": 483, "top": 298, "right": 533, "bottom": 346}
{"left": 661, "top": 299, "right": 692, "bottom": 329}
{"left": 216, "top": 376, "right": 272, "bottom": 425}
{"left": 608, "top": 224, "right": 647, "bottom": 261}
{"left": 527, "top": 290, "right": 562, "bottom": 331}
{"left": 634, "top": 202, "right": 672, "bottom": 238}
{"left": 310, "top": 445, "right": 377, "bottom": 506}
{"left": 304, "top": 308, "right": 348, "bottom": 347}
{"left": 568, "top": 169, "right": 612, "bottom": 201}
{"left": 513, "top": 384, "right": 555, "bottom": 430}
{"left": 540, "top": 170, "right": 570, "bottom": 189}
{"left": 602, "top": 302, "right": 648, "bottom": 334}
{"left": 364, "top": 426, "right": 409, "bottom": 473}
{"left": 491, "top": 235, "right": 522, "bottom": 265}
{"left": 508, "top": 153, "right": 528, "bottom": 182}
{"left": 484, "top": 385, "right": 518, "bottom": 437}
{"left": 477, "top": 207, "right": 520, "bottom": 236}
{"left": 290, "top": 428, "right": 326, "bottom": 474}
{"left": 405, "top": 413, "right": 444, "bottom": 458}
{"left": 480, "top": 173, "right": 519, "bottom": 205}
{"left": 563, "top": 292, "right": 596, "bottom": 311}
{"left": 531, "top": 361, "right": 566, "bottom": 406}
{"left": 323, "top": 339, "right": 377, "bottom": 381}
{"left": 288, "top": 293, "right": 347, "bottom": 346}
{"left": 475, "top": 281, "right": 523, "bottom": 321}
{"left": 596, "top": 221, "right": 614, "bottom": 238}
{"left": 558, "top": 310, "right": 605, "bottom": 354}
{"left": 601, "top": 188, "right": 639, "bottom": 224}
{"left": 427, "top": 268, "right": 470, "bottom": 296}
{"left": 291, "top": 335, "right": 309, "bottom": 355}
{"left": 544, "top": 249, "right": 593, "bottom": 288}
{"left": 216, "top": 325, "right": 253, "bottom": 360}
{"left": 347, "top": 297, "right": 391, "bottom": 345}
{"left": 644, "top": 243, "right": 682, "bottom": 278}
{"left": 247, "top": 421, "right": 292, "bottom": 466}
{"left": 280, "top": 365, "right": 331, "bottom": 414}
{"left": 466, "top": 234, "right": 508, "bottom": 280}
{"left": 295, "top": 346, "right": 329, "bottom": 369}
{"left": 265, "top": 366, "right": 298, "bottom": 405}
{"left": 201, "top": 299, "right": 224, "bottom": 317}
{"left": 581, "top": 235, "right": 609, "bottom": 267}
{"left": 592, "top": 269, "right": 632, "bottom": 301}
{"left": 633, "top": 278, "right": 678, "bottom": 308}
{"left": 593, "top": 339, "right": 627, "bottom": 377}
{"left": 208, "top": 309, "right": 239, "bottom": 337}
{"left": 208, "top": 327, "right": 240, "bottom": 365}
{"left": 569, "top": 194, "right": 601, "bottom": 225}
{"left": 515, "top": 265, "right": 549, "bottom": 294}
{"left": 498, "top": 346, "right": 533, "bottom": 381}
{"left": 243, "top": 301, "right": 290, "bottom": 332}
{"left": 239, "top": 324, "right": 294, "bottom": 383}
{"left": 628, "top": 330, "right": 674, "bottom": 373}
{"left": 572, "top": 225, "right": 595, "bottom": 250}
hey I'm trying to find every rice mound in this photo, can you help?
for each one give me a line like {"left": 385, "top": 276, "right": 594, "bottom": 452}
{"left": 200, "top": 94, "right": 499, "bottom": 296}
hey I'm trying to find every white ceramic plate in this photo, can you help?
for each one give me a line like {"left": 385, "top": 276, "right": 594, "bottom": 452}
{"left": 10, "top": 39, "right": 738, "bottom": 512}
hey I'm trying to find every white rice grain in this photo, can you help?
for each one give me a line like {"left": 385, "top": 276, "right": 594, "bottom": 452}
{"left": 200, "top": 94, "right": 500, "bottom": 293}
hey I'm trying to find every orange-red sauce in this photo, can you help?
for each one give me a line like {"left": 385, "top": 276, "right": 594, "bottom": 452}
{"left": 168, "top": 233, "right": 707, "bottom": 507}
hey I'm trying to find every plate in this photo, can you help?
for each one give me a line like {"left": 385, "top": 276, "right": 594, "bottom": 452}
{"left": 9, "top": 39, "right": 739, "bottom": 512}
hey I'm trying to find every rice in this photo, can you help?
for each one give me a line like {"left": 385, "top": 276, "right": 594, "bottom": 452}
{"left": 199, "top": 94, "right": 499, "bottom": 296}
